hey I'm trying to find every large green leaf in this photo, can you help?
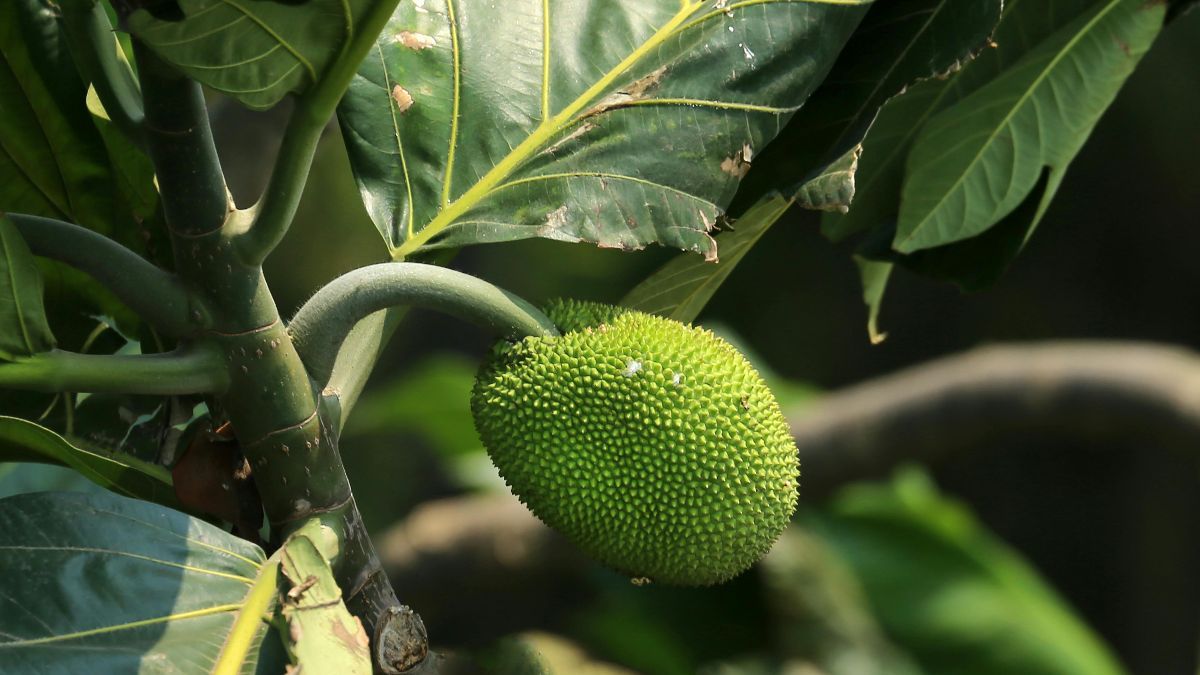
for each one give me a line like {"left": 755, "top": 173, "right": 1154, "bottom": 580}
{"left": 127, "top": 0, "right": 373, "bottom": 111}
{"left": 741, "top": 0, "right": 1002, "bottom": 211}
{"left": 806, "top": 469, "right": 1126, "bottom": 675}
{"left": 0, "top": 216, "right": 54, "bottom": 358}
{"left": 0, "top": 490, "right": 284, "bottom": 674}
{"left": 0, "top": 415, "right": 179, "bottom": 507}
{"left": 620, "top": 193, "right": 792, "bottom": 323}
{"left": 339, "top": 0, "right": 870, "bottom": 260}
{"left": 894, "top": 0, "right": 1164, "bottom": 252}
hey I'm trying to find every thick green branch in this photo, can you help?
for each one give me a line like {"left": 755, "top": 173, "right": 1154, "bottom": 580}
{"left": 134, "top": 43, "right": 229, "bottom": 236}
{"left": 233, "top": 0, "right": 404, "bottom": 266}
{"left": 0, "top": 344, "right": 227, "bottom": 395}
{"left": 61, "top": 0, "right": 145, "bottom": 147}
{"left": 289, "top": 263, "right": 558, "bottom": 385}
{"left": 7, "top": 214, "right": 202, "bottom": 337}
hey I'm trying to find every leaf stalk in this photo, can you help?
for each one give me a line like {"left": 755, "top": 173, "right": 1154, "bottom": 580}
{"left": 0, "top": 343, "right": 228, "bottom": 395}
{"left": 60, "top": 0, "right": 146, "bottom": 148}
{"left": 7, "top": 213, "right": 204, "bottom": 337}
{"left": 234, "top": 0, "right": 405, "bottom": 266}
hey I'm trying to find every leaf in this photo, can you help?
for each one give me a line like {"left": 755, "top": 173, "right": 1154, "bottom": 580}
{"left": 0, "top": 462, "right": 107, "bottom": 498}
{"left": 127, "top": 0, "right": 373, "bottom": 111}
{"left": 0, "top": 0, "right": 163, "bottom": 341}
{"left": 339, "top": 0, "right": 871, "bottom": 260}
{"left": 891, "top": 168, "right": 1052, "bottom": 290}
{"left": 822, "top": 0, "right": 1099, "bottom": 244}
{"left": 794, "top": 144, "right": 861, "bottom": 213}
{"left": 0, "top": 216, "right": 54, "bottom": 358}
{"left": 852, "top": 256, "right": 891, "bottom": 344}
{"left": 0, "top": 0, "right": 155, "bottom": 251}
{"left": 735, "top": 0, "right": 1001, "bottom": 212}
{"left": 806, "top": 468, "right": 1126, "bottom": 675}
{"left": 0, "top": 490, "right": 284, "bottom": 674}
{"left": 277, "top": 521, "right": 372, "bottom": 673}
{"left": 619, "top": 193, "right": 792, "bottom": 323}
{"left": 894, "top": 0, "right": 1165, "bottom": 253}
{"left": 0, "top": 415, "right": 180, "bottom": 507}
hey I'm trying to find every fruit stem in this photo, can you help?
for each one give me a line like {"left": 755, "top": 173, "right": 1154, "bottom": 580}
{"left": 288, "top": 262, "right": 559, "bottom": 386}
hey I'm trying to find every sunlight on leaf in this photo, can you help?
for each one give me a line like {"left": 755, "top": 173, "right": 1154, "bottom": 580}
{"left": 340, "top": 0, "right": 870, "bottom": 260}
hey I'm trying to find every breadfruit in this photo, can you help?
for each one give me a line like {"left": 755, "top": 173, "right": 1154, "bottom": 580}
{"left": 471, "top": 299, "right": 799, "bottom": 586}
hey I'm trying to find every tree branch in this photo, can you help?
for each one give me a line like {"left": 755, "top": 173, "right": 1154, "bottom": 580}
{"left": 61, "top": 0, "right": 145, "bottom": 147}
{"left": 790, "top": 341, "right": 1200, "bottom": 499}
{"left": 133, "top": 43, "right": 230, "bottom": 237}
{"left": 7, "top": 213, "right": 202, "bottom": 337}
{"left": 233, "top": 0, "right": 404, "bottom": 266}
{"left": 289, "top": 263, "right": 558, "bottom": 387}
{"left": 0, "top": 343, "right": 228, "bottom": 395}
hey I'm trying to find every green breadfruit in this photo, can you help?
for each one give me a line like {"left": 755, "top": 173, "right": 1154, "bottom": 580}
{"left": 471, "top": 299, "right": 799, "bottom": 586}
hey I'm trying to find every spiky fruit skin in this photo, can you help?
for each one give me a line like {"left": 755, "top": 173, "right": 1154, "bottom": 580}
{"left": 471, "top": 300, "right": 799, "bottom": 586}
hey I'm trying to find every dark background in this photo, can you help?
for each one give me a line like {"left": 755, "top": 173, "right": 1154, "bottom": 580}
{"left": 209, "top": 14, "right": 1200, "bottom": 674}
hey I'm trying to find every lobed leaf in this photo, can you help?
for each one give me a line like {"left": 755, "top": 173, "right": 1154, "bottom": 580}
{"left": 339, "top": 0, "right": 870, "bottom": 260}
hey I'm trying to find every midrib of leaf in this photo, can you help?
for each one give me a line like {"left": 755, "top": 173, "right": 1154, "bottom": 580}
{"left": 211, "top": 560, "right": 279, "bottom": 675}
{"left": 0, "top": 545, "right": 256, "bottom": 584}
{"left": 440, "top": 0, "right": 462, "bottom": 209}
{"left": 540, "top": 0, "right": 551, "bottom": 121}
{"left": 392, "top": 0, "right": 712, "bottom": 259}
{"left": 0, "top": 604, "right": 243, "bottom": 648}
{"left": 0, "top": 227, "right": 35, "bottom": 354}
{"left": 895, "top": 0, "right": 1124, "bottom": 251}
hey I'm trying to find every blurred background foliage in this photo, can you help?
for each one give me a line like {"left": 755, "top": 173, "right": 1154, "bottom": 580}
{"left": 186, "top": 12, "right": 1200, "bottom": 675}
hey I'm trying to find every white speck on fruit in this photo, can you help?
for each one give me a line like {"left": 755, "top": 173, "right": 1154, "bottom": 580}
{"left": 623, "top": 360, "right": 642, "bottom": 377}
